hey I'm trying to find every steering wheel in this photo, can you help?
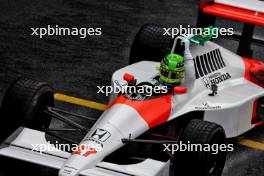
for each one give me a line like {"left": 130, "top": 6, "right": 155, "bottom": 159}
{"left": 136, "top": 82, "right": 155, "bottom": 88}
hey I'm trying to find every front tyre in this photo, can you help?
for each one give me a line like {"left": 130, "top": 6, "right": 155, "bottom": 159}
{"left": 175, "top": 119, "right": 227, "bottom": 176}
{"left": 0, "top": 77, "right": 54, "bottom": 142}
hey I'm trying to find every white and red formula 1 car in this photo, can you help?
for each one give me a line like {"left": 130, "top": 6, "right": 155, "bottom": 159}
{"left": 1, "top": 1, "right": 264, "bottom": 176}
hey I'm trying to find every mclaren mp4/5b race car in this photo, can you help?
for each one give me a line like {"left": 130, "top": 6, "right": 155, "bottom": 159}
{"left": 1, "top": 8, "right": 264, "bottom": 176}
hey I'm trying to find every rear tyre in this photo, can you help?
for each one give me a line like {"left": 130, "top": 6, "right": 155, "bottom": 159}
{"left": 175, "top": 119, "right": 227, "bottom": 176}
{"left": 129, "top": 24, "right": 172, "bottom": 64}
{"left": 0, "top": 77, "right": 54, "bottom": 142}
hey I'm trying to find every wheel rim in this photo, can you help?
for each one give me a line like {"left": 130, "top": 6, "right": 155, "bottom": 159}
{"left": 25, "top": 87, "right": 54, "bottom": 130}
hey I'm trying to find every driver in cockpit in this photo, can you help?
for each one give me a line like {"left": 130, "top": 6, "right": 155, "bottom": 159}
{"left": 159, "top": 26, "right": 216, "bottom": 89}
{"left": 159, "top": 36, "right": 195, "bottom": 89}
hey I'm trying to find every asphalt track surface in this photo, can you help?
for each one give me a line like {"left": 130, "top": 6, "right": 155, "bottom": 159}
{"left": 0, "top": 0, "right": 264, "bottom": 175}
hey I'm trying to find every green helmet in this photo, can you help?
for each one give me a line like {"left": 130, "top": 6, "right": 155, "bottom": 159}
{"left": 160, "top": 53, "right": 184, "bottom": 85}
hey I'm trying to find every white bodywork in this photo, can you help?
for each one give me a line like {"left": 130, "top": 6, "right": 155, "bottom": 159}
{"left": 110, "top": 41, "right": 264, "bottom": 138}
{"left": 0, "top": 41, "right": 264, "bottom": 176}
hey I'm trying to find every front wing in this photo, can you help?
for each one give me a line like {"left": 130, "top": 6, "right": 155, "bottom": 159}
{"left": 0, "top": 128, "right": 170, "bottom": 176}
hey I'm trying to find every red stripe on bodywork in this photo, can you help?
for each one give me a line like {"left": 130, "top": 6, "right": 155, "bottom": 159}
{"left": 243, "top": 58, "right": 264, "bottom": 127}
{"left": 108, "top": 94, "right": 172, "bottom": 128}
{"left": 251, "top": 100, "right": 258, "bottom": 123}
{"left": 203, "top": 3, "right": 264, "bottom": 26}
{"left": 242, "top": 57, "right": 264, "bottom": 88}
{"left": 251, "top": 99, "right": 263, "bottom": 127}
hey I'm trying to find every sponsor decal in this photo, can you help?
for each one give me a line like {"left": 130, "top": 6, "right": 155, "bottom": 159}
{"left": 91, "top": 128, "right": 111, "bottom": 142}
{"left": 73, "top": 145, "right": 97, "bottom": 157}
{"left": 61, "top": 165, "right": 78, "bottom": 175}
{"left": 202, "top": 72, "right": 231, "bottom": 88}
{"left": 84, "top": 138, "right": 104, "bottom": 148}
{"left": 63, "top": 166, "right": 78, "bottom": 171}
{"left": 82, "top": 129, "right": 111, "bottom": 149}
{"left": 195, "top": 102, "right": 221, "bottom": 110}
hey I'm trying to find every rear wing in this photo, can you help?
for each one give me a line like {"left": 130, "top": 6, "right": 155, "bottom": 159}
{"left": 197, "top": 0, "right": 264, "bottom": 58}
